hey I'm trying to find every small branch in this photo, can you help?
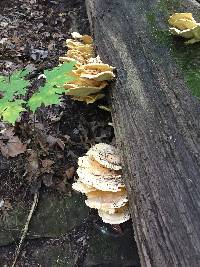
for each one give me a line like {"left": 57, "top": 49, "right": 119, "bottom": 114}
{"left": 11, "top": 192, "right": 39, "bottom": 267}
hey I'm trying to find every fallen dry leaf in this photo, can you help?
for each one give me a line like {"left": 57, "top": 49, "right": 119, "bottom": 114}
{"left": 26, "top": 149, "right": 40, "bottom": 182}
{"left": 56, "top": 180, "right": 68, "bottom": 193}
{"left": 0, "top": 127, "right": 27, "bottom": 158}
{"left": 41, "top": 159, "right": 54, "bottom": 169}
{"left": 26, "top": 150, "right": 55, "bottom": 188}
{"left": 34, "top": 127, "right": 65, "bottom": 152}
{"left": 65, "top": 166, "right": 75, "bottom": 180}
{"left": 42, "top": 174, "right": 53, "bottom": 187}
{"left": 46, "top": 135, "right": 65, "bottom": 150}
{"left": 3, "top": 199, "right": 12, "bottom": 210}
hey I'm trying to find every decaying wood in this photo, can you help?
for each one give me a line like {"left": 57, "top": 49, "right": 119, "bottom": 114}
{"left": 86, "top": 0, "right": 200, "bottom": 266}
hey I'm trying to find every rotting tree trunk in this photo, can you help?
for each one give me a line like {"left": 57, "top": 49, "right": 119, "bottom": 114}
{"left": 86, "top": 0, "right": 200, "bottom": 266}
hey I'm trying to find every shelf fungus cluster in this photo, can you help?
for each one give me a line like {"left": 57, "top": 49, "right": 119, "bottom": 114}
{"left": 72, "top": 143, "right": 130, "bottom": 224}
{"left": 168, "top": 13, "right": 200, "bottom": 44}
{"left": 59, "top": 32, "right": 115, "bottom": 104}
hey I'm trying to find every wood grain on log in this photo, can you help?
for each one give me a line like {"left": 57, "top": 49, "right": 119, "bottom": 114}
{"left": 86, "top": 1, "right": 200, "bottom": 266}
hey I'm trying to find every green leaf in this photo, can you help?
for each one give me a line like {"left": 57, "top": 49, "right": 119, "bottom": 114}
{"left": 0, "top": 69, "right": 29, "bottom": 124}
{"left": 44, "top": 61, "right": 76, "bottom": 86}
{"left": 0, "top": 69, "right": 30, "bottom": 101}
{"left": 0, "top": 62, "right": 76, "bottom": 124}
{"left": 28, "top": 62, "right": 76, "bottom": 112}
{"left": 28, "top": 85, "right": 66, "bottom": 112}
{"left": 0, "top": 99, "right": 26, "bottom": 125}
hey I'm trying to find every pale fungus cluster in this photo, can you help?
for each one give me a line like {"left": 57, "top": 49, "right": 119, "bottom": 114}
{"left": 59, "top": 32, "right": 115, "bottom": 103}
{"left": 168, "top": 13, "right": 200, "bottom": 44}
{"left": 72, "top": 143, "right": 130, "bottom": 224}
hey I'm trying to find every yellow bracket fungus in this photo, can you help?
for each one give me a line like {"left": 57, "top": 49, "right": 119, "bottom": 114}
{"left": 59, "top": 32, "right": 115, "bottom": 103}
{"left": 168, "top": 13, "right": 200, "bottom": 44}
{"left": 72, "top": 93, "right": 105, "bottom": 104}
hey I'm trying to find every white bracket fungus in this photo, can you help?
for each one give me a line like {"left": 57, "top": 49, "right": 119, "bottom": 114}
{"left": 72, "top": 143, "right": 130, "bottom": 224}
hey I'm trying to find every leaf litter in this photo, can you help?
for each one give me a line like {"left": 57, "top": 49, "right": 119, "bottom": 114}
{"left": 0, "top": 127, "right": 27, "bottom": 158}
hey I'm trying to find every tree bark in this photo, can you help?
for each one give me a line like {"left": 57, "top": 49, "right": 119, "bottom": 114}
{"left": 86, "top": 0, "right": 200, "bottom": 266}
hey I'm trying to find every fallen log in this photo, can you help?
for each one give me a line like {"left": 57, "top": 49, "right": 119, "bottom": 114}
{"left": 86, "top": 0, "right": 200, "bottom": 266}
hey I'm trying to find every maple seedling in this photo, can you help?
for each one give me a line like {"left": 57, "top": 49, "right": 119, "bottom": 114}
{"left": 0, "top": 69, "right": 30, "bottom": 124}
{"left": 28, "top": 61, "right": 75, "bottom": 112}
{"left": 0, "top": 62, "right": 76, "bottom": 124}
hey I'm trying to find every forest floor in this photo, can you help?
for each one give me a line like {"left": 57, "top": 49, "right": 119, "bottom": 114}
{"left": 0, "top": 0, "right": 140, "bottom": 266}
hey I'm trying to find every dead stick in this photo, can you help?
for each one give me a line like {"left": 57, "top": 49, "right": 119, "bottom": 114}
{"left": 11, "top": 192, "right": 39, "bottom": 267}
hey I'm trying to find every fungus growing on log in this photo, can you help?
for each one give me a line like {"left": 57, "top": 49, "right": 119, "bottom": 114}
{"left": 85, "top": 189, "right": 128, "bottom": 213}
{"left": 71, "top": 93, "right": 105, "bottom": 104}
{"left": 72, "top": 63, "right": 115, "bottom": 81}
{"left": 86, "top": 143, "right": 122, "bottom": 171}
{"left": 72, "top": 180, "right": 96, "bottom": 194}
{"left": 72, "top": 143, "right": 130, "bottom": 224}
{"left": 168, "top": 13, "right": 200, "bottom": 44}
{"left": 98, "top": 205, "right": 130, "bottom": 225}
{"left": 59, "top": 32, "right": 115, "bottom": 103}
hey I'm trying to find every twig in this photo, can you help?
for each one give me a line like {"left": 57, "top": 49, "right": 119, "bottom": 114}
{"left": 11, "top": 192, "right": 39, "bottom": 267}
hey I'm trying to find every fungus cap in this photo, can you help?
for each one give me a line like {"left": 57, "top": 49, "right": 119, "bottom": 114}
{"left": 72, "top": 180, "right": 96, "bottom": 194}
{"left": 98, "top": 206, "right": 130, "bottom": 224}
{"left": 169, "top": 24, "right": 200, "bottom": 44}
{"left": 78, "top": 155, "right": 121, "bottom": 178}
{"left": 80, "top": 71, "right": 115, "bottom": 81}
{"left": 77, "top": 167, "right": 124, "bottom": 192}
{"left": 170, "top": 27, "right": 194, "bottom": 38}
{"left": 65, "top": 81, "right": 108, "bottom": 97}
{"left": 72, "top": 63, "right": 115, "bottom": 81}
{"left": 82, "top": 63, "right": 114, "bottom": 71}
{"left": 85, "top": 190, "right": 128, "bottom": 213}
{"left": 168, "top": 13, "right": 196, "bottom": 24}
{"left": 87, "top": 56, "right": 103, "bottom": 64}
{"left": 66, "top": 39, "right": 93, "bottom": 51}
{"left": 65, "top": 39, "right": 94, "bottom": 63}
{"left": 171, "top": 19, "right": 197, "bottom": 30}
{"left": 168, "top": 13, "right": 197, "bottom": 30}
{"left": 86, "top": 143, "right": 122, "bottom": 170}
{"left": 72, "top": 93, "right": 105, "bottom": 104}
{"left": 71, "top": 32, "right": 93, "bottom": 44}
{"left": 85, "top": 200, "right": 116, "bottom": 214}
